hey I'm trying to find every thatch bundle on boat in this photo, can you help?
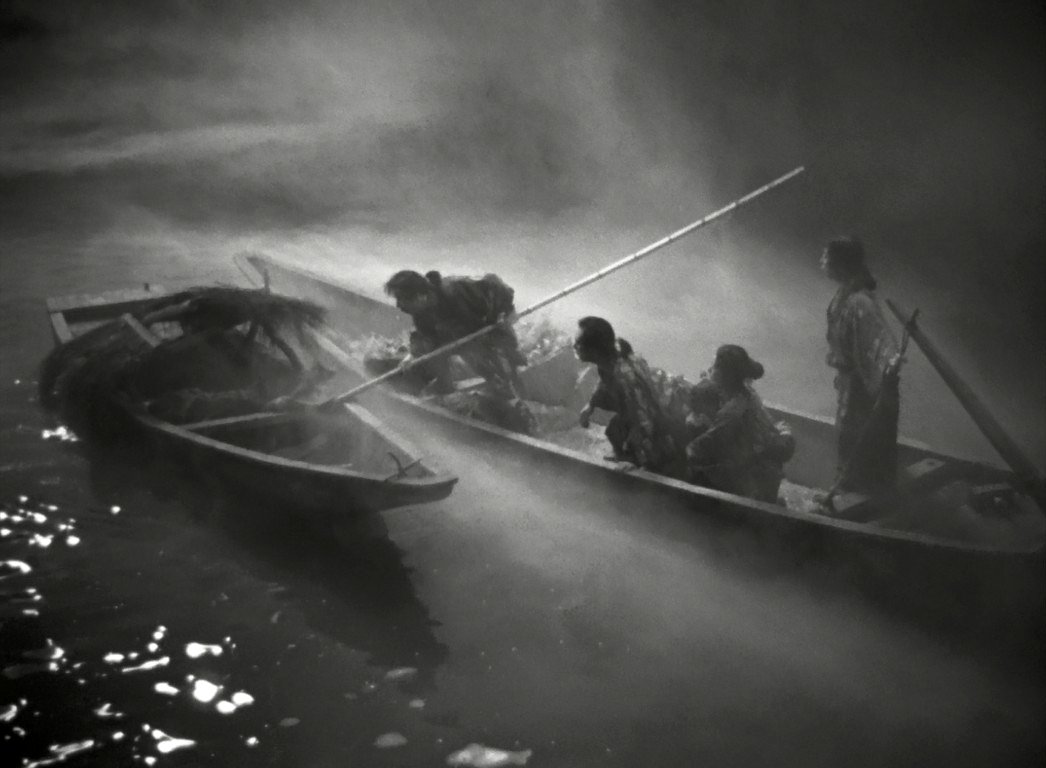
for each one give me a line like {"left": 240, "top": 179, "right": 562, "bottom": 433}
{"left": 39, "top": 286, "right": 326, "bottom": 439}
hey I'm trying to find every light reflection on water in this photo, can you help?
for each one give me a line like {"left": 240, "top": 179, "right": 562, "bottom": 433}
{"left": 190, "top": 679, "right": 220, "bottom": 704}
{"left": 1, "top": 376, "right": 458, "bottom": 766}
{"left": 23, "top": 738, "right": 97, "bottom": 768}
{"left": 3, "top": 312, "right": 1042, "bottom": 767}
{"left": 185, "top": 642, "right": 223, "bottom": 659}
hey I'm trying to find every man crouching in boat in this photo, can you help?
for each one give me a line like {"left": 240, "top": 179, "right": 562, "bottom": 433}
{"left": 574, "top": 316, "right": 685, "bottom": 478}
{"left": 384, "top": 269, "right": 537, "bottom": 435}
{"left": 822, "top": 237, "right": 901, "bottom": 494}
{"left": 684, "top": 345, "right": 794, "bottom": 504}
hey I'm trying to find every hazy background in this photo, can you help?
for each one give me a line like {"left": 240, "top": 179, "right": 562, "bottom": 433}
{"left": 2, "top": 0, "right": 1043, "bottom": 465}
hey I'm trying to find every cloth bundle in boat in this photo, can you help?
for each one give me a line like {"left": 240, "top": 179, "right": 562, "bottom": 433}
{"left": 38, "top": 286, "right": 326, "bottom": 440}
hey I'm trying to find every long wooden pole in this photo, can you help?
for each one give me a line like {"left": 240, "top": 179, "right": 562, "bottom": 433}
{"left": 885, "top": 298, "right": 1045, "bottom": 509}
{"left": 324, "top": 166, "right": 805, "bottom": 405}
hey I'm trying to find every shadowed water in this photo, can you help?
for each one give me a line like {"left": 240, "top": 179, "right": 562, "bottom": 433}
{"left": 2, "top": 350, "right": 1044, "bottom": 766}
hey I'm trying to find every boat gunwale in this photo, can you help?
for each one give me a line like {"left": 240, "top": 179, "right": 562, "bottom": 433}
{"left": 381, "top": 382, "right": 1045, "bottom": 556}
{"left": 133, "top": 409, "right": 455, "bottom": 489}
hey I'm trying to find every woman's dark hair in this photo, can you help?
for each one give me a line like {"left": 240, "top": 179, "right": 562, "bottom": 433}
{"left": 384, "top": 270, "right": 433, "bottom": 298}
{"left": 825, "top": 237, "right": 876, "bottom": 289}
{"left": 576, "top": 316, "right": 632, "bottom": 358}
{"left": 714, "top": 344, "right": 764, "bottom": 388}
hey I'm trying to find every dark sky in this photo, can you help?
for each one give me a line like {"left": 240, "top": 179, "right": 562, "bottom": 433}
{"left": 1, "top": 0, "right": 1043, "bottom": 462}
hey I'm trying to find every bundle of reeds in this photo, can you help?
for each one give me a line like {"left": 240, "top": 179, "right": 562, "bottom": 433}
{"left": 38, "top": 285, "right": 326, "bottom": 439}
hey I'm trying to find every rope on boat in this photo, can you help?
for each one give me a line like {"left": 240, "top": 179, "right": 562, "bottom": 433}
{"left": 383, "top": 452, "right": 424, "bottom": 482}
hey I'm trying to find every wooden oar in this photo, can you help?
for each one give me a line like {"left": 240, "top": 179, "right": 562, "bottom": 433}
{"left": 885, "top": 299, "right": 1046, "bottom": 512}
{"left": 321, "top": 166, "right": 805, "bottom": 407}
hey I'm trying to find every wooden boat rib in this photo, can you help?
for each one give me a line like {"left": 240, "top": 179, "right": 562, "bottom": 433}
{"left": 44, "top": 285, "right": 458, "bottom": 520}
{"left": 238, "top": 254, "right": 1046, "bottom": 614}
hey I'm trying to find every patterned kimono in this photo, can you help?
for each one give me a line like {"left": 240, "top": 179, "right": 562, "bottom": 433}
{"left": 587, "top": 343, "right": 683, "bottom": 477}
{"left": 684, "top": 380, "right": 791, "bottom": 503}
{"left": 409, "top": 273, "right": 535, "bottom": 434}
{"left": 826, "top": 278, "right": 900, "bottom": 491}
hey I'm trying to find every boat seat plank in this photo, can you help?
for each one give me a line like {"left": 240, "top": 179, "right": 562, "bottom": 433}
{"left": 50, "top": 312, "right": 73, "bottom": 344}
{"left": 47, "top": 286, "right": 169, "bottom": 321}
{"left": 831, "top": 458, "right": 969, "bottom": 522}
{"left": 121, "top": 313, "right": 162, "bottom": 348}
{"left": 898, "top": 457, "right": 958, "bottom": 494}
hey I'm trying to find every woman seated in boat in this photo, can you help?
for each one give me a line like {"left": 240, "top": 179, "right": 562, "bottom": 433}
{"left": 574, "top": 316, "right": 684, "bottom": 478}
{"left": 384, "top": 269, "right": 536, "bottom": 435}
{"left": 685, "top": 345, "right": 794, "bottom": 503}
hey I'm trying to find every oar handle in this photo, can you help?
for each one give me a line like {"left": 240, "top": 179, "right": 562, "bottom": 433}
{"left": 324, "top": 166, "right": 806, "bottom": 406}
{"left": 885, "top": 298, "right": 1045, "bottom": 511}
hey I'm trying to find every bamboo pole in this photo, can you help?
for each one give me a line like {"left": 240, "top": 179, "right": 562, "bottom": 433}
{"left": 885, "top": 298, "right": 1045, "bottom": 510}
{"left": 323, "top": 166, "right": 805, "bottom": 406}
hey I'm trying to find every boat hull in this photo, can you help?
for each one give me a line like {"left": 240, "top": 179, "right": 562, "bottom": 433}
{"left": 136, "top": 411, "right": 456, "bottom": 521}
{"left": 242, "top": 253, "right": 1045, "bottom": 624}
{"left": 43, "top": 284, "right": 458, "bottom": 520}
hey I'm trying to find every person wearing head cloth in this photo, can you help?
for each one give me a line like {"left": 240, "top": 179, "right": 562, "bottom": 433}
{"left": 684, "top": 345, "right": 794, "bottom": 503}
{"left": 384, "top": 269, "right": 536, "bottom": 435}
{"left": 821, "top": 237, "right": 901, "bottom": 492}
{"left": 574, "top": 316, "right": 685, "bottom": 478}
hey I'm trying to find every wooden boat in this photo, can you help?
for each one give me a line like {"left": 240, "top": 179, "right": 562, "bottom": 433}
{"left": 239, "top": 253, "right": 1046, "bottom": 624}
{"left": 43, "top": 286, "right": 458, "bottom": 521}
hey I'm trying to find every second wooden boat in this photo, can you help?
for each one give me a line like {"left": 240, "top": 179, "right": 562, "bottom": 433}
{"left": 42, "top": 285, "right": 458, "bottom": 521}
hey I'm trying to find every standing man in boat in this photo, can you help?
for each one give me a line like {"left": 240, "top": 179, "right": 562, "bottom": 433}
{"left": 384, "top": 269, "right": 537, "bottom": 435}
{"left": 574, "top": 316, "right": 685, "bottom": 478}
{"left": 822, "top": 237, "right": 901, "bottom": 493}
